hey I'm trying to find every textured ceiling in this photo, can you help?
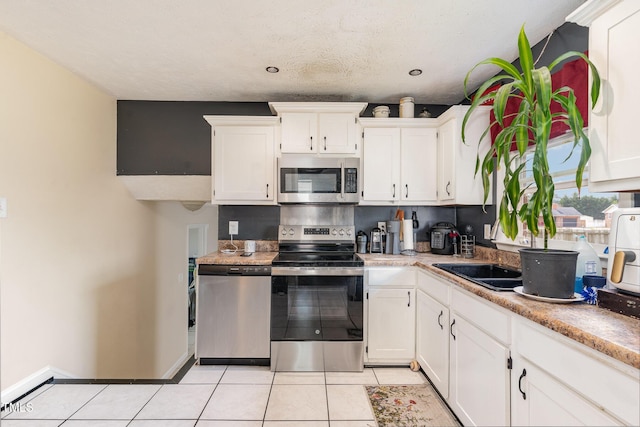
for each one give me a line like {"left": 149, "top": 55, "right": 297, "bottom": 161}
{"left": 0, "top": 0, "right": 585, "bottom": 104}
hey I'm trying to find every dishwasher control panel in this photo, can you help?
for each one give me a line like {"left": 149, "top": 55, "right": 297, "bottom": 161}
{"left": 198, "top": 264, "right": 271, "bottom": 276}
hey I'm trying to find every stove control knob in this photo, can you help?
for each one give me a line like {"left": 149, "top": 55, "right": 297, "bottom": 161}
{"left": 331, "top": 229, "right": 337, "bottom": 236}
{"left": 288, "top": 228, "right": 295, "bottom": 236}
{"left": 338, "top": 229, "right": 345, "bottom": 236}
{"left": 281, "top": 228, "right": 287, "bottom": 236}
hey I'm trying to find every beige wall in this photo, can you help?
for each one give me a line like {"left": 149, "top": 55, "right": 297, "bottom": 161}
{"left": 0, "top": 32, "right": 217, "bottom": 392}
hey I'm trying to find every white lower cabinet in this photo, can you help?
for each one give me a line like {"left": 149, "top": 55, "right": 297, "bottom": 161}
{"left": 416, "top": 271, "right": 510, "bottom": 426}
{"left": 511, "top": 317, "right": 638, "bottom": 426}
{"left": 365, "top": 267, "right": 416, "bottom": 364}
{"left": 511, "top": 360, "right": 621, "bottom": 426}
{"left": 449, "top": 288, "right": 511, "bottom": 427}
{"left": 416, "top": 272, "right": 450, "bottom": 398}
{"left": 411, "top": 268, "right": 639, "bottom": 427}
{"left": 416, "top": 270, "right": 510, "bottom": 426}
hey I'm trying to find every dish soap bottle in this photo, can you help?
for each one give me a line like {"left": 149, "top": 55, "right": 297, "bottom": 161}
{"left": 572, "top": 235, "right": 602, "bottom": 293}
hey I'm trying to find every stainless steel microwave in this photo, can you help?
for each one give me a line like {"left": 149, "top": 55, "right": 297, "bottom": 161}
{"left": 277, "top": 156, "right": 359, "bottom": 204}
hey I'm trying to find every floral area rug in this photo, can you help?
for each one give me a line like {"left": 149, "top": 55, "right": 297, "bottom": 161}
{"left": 366, "top": 384, "right": 460, "bottom": 427}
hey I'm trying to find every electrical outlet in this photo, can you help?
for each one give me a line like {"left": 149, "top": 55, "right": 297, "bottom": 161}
{"left": 377, "top": 222, "right": 387, "bottom": 233}
{"left": 229, "top": 220, "right": 239, "bottom": 235}
{"left": 484, "top": 223, "right": 492, "bottom": 239}
{"left": 0, "top": 197, "right": 6, "bottom": 218}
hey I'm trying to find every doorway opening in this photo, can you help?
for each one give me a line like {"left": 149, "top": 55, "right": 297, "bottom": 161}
{"left": 187, "top": 224, "right": 208, "bottom": 357}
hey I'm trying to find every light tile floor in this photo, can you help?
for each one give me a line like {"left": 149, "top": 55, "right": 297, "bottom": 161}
{"left": 1, "top": 365, "right": 428, "bottom": 426}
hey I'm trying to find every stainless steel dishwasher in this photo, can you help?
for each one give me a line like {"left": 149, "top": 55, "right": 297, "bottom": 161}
{"left": 196, "top": 264, "right": 271, "bottom": 365}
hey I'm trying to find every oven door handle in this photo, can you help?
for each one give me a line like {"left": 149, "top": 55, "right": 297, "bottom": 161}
{"left": 271, "top": 266, "right": 364, "bottom": 276}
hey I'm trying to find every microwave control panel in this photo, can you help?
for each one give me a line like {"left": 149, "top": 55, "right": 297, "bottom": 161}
{"left": 344, "top": 168, "right": 358, "bottom": 193}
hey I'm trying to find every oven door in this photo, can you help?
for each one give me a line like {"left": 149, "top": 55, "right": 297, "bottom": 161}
{"left": 271, "top": 268, "right": 363, "bottom": 342}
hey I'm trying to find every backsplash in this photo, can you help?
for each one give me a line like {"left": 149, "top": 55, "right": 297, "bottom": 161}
{"left": 218, "top": 205, "right": 461, "bottom": 243}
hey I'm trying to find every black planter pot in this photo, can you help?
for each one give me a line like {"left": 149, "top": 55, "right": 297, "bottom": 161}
{"left": 519, "top": 248, "right": 578, "bottom": 299}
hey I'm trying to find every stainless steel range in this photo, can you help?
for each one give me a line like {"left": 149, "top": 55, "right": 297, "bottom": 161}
{"left": 270, "top": 207, "right": 364, "bottom": 372}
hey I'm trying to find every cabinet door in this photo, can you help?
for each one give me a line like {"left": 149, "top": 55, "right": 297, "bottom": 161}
{"left": 213, "top": 126, "right": 274, "bottom": 202}
{"left": 318, "top": 113, "right": 358, "bottom": 154}
{"left": 511, "top": 360, "right": 622, "bottom": 426}
{"left": 449, "top": 314, "right": 510, "bottom": 427}
{"left": 280, "top": 113, "right": 317, "bottom": 153}
{"left": 367, "top": 287, "right": 415, "bottom": 361}
{"left": 416, "top": 289, "right": 449, "bottom": 398}
{"left": 362, "top": 128, "right": 401, "bottom": 202}
{"left": 588, "top": 1, "right": 640, "bottom": 192}
{"left": 437, "top": 118, "right": 456, "bottom": 203}
{"left": 401, "top": 127, "right": 438, "bottom": 202}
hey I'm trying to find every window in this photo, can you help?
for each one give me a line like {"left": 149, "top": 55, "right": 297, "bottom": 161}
{"left": 495, "top": 131, "right": 631, "bottom": 253}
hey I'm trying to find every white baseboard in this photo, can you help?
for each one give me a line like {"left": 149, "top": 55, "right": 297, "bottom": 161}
{"left": 162, "top": 351, "right": 189, "bottom": 380}
{"left": 1, "top": 365, "right": 75, "bottom": 405}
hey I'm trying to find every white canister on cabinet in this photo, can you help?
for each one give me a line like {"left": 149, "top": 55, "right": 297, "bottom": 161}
{"left": 399, "top": 97, "right": 415, "bottom": 118}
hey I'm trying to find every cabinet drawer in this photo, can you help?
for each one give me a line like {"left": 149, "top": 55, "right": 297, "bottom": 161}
{"left": 417, "top": 270, "right": 450, "bottom": 305}
{"left": 451, "top": 288, "right": 509, "bottom": 345}
{"left": 514, "top": 318, "right": 639, "bottom": 426}
{"left": 366, "top": 267, "right": 416, "bottom": 287}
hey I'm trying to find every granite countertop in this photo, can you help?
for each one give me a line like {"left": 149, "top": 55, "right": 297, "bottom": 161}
{"left": 197, "top": 250, "right": 640, "bottom": 370}
{"left": 197, "top": 251, "right": 278, "bottom": 265}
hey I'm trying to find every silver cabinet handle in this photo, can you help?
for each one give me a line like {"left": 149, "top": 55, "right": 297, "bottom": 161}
{"left": 450, "top": 318, "right": 456, "bottom": 340}
{"left": 446, "top": 181, "right": 451, "bottom": 196}
{"left": 266, "top": 183, "right": 269, "bottom": 198}
{"left": 407, "top": 291, "right": 411, "bottom": 307}
{"left": 437, "top": 310, "right": 443, "bottom": 330}
{"left": 324, "top": 136, "right": 327, "bottom": 151}
{"left": 310, "top": 136, "right": 313, "bottom": 150}
{"left": 405, "top": 184, "right": 409, "bottom": 198}
{"left": 392, "top": 184, "right": 396, "bottom": 198}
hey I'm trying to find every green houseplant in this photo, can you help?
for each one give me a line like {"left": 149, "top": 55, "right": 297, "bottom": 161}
{"left": 461, "top": 25, "right": 601, "bottom": 298}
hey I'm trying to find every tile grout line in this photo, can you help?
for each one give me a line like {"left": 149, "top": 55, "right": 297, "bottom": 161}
{"left": 194, "top": 364, "right": 228, "bottom": 422}
{"left": 261, "top": 366, "right": 277, "bottom": 424}
{"left": 125, "top": 382, "right": 168, "bottom": 426}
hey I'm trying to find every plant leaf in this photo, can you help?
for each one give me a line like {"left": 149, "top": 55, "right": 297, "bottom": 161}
{"left": 517, "top": 25, "right": 534, "bottom": 97}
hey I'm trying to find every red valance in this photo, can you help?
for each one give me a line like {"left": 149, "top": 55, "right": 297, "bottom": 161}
{"left": 487, "top": 53, "right": 589, "bottom": 147}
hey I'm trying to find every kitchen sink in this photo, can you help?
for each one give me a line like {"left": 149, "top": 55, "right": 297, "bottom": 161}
{"left": 433, "top": 263, "right": 522, "bottom": 291}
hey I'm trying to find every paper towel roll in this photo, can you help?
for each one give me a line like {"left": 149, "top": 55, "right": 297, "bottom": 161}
{"left": 402, "top": 219, "right": 414, "bottom": 250}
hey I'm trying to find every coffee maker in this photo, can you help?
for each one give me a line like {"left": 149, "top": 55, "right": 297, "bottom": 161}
{"left": 370, "top": 227, "right": 384, "bottom": 253}
{"left": 385, "top": 220, "right": 401, "bottom": 254}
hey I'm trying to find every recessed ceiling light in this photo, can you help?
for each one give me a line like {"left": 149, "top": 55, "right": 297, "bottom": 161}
{"left": 408, "top": 69, "right": 422, "bottom": 76}
{"left": 266, "top": 66, "right": 280, "bottom": 73}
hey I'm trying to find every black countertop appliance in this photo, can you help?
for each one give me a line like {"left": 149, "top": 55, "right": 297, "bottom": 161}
{"left": 430, "top": 222, "right": 460, "bottom": 255}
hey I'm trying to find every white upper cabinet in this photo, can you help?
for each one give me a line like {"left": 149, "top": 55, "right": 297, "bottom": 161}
{"left": 401, "top": 127, "right": 439, "bottom": 202}
{"left": 361, "top": 126, "right": 401, "bottom": 202}
{"left": 204, "top": 116, "right": 278, "bottom": 205}
{"left": 269, "top": 102, "right": 367, "bottom": 155}
{"left": 436, "top": 105, "right": 492, "bottom": 205}
{"left": 359, "top": 119, "right": 438, "bottom": 205}
{"left": 568, "top": 0, "right": 640, "bottom": 192}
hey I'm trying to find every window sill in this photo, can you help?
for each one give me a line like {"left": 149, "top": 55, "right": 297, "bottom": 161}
{"left": 493, "top": 237, "right": 609, "bottom": 264}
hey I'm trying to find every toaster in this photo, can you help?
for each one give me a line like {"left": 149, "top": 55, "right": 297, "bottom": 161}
{"left": 607, "top": 208, "right": 640, "bottom": 295}
{"left": 430, "top": 222, "right": 459, "bottom": 255}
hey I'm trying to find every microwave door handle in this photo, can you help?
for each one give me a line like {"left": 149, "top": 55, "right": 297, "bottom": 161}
{"left": 340, "top": 162, "right": 345, "bottom": 200}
